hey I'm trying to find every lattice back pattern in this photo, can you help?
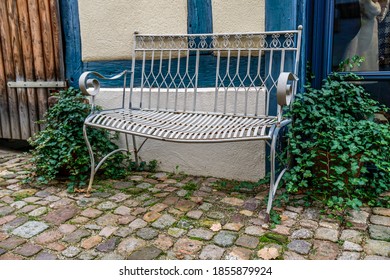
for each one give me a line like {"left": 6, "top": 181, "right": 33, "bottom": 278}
{"left": 129, "top": 29, "right": 302, "bottom": 117}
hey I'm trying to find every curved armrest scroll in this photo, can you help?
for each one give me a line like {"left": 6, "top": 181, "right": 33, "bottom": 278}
{"left": 276, "top": 72, "right": 298, "bottom": 107}
{"left": 276, "top": 72, "right": 298, "bottom": 123}
{"left": 78, "top": 70, "right": 130, "bottom": 113}
{"left": 79, "top": 70, "right": 129, "bottom": 96}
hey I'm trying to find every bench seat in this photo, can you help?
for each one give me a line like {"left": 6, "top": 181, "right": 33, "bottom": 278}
{"left": 86, "top": 109, "right": 277, "bottom": 143}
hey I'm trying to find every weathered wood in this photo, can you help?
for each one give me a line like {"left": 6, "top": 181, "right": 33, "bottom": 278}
{"left": 0, "top": 0, "right": 64, "bottom": 139}
{"left": 50, "top": 0, "right": 64, "bottom": 80}
{"left": 17, "top": 0, "right": 39, "bottom": 135}
{"left": 0, "top": 41, "right": 12, "bottom": 138}
{"left": 28, "top": 0, "right": 47, "bottom": 126}
{"left": 7, "top": 0, "right": 30, "bottom": 139}
{"left": 0, "top": 0, "right": 21, "bottom": 139}
{"left": 59, "top": 0, "right": 83, "bottom": 88}
{"left": 187, "top": 0, "right": 213, "bottom": 34}
{"left": 38, "top": 0, "right": 55, "bottom": 81}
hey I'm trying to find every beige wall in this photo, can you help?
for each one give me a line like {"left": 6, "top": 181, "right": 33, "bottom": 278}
{"left": 212, "top": 0, "right": 265, "bottom": 33}
{"left": 78, "top": 0, "right": 188, "bottom": 61}
{"left": 78, "top": 0, "right": 265, "bottom": 61}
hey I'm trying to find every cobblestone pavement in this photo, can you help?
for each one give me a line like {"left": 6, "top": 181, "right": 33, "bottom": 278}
{"left": 0, "top": 149, "right": 389, "bottom": 260}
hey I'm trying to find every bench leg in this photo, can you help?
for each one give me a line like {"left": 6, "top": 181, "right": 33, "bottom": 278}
{"left": 83, "top": 125, "right": 128, "bottom": 196}
{"left": 265, "top": 121, "right": 291, "bottom": 222}
{"left": 131, "top": 135, "right": 140, "bottom": 167}
{"left": 83, "top": 124, "right": 95, "bottom": 196}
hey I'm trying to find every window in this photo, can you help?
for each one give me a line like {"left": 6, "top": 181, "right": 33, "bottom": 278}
{"left": 332, "top": 0, "right": 390, "bottom": 71}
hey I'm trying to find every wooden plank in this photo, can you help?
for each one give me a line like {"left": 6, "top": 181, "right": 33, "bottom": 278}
{"left": 38, "top": 0, "right": 55, "bottom": 81}
{"left": 0, "top": 0, "right": 21, "bottom": 139}
{"left": 59, "top": 0, "right": 83, "bottom": 88}
{"left": 0, "top": 41, "right": 12, "bottom": 138}
{"left": 28, "top": 0, "right": 47, "bottom": 127}
{"left": 17, "top": 0, "right": 39, "bottom": 135}
{"left": 7, "top": 0, "right": 30, "bottom": 139}
{"left": 50, "top": 0, "right": 64, "bottom": 80}
{"left": 187, "top": 0, "right": 213, "bottom": 34}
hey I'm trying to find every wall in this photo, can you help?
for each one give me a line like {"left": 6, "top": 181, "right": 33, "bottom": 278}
{"left": 212, "top": 0, "right": 265, "bottom": 33}
{"left": 78, "top": 0, "right": 266, "bottom": 61}
{"left": 78, "top": 0, "right": 188, "bottom": 61}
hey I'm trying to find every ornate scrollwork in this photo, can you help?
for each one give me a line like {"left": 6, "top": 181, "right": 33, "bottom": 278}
{"left": 79, "top": 72, "right": 101, "bottom": 97}
{"left": 283, "top": 33, "right": 295, "bottom": 48}
{"left": 271, "top": 34, "right": 281, "bottom": 48}
{"left": 133, "top": 30, "right": 298, "bottom": 50}
{"left": 258, "top": 34, "right": 268, "bottom": 48}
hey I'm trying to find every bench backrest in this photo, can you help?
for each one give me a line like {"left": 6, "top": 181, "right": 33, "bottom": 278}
{"left": 129, "top": 27, "right": 302, "bottom": 117}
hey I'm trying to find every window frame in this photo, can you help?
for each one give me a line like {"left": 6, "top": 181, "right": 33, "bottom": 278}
{"left": 312, "top": 0, "right": 390, "bottom": 83}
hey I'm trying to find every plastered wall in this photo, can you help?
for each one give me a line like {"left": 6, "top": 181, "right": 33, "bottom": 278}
{"left": 78, "top": 0, "right": 188, "bottom": 61}
{"left": 78, "top": 0, "right": 265, "bottom": 61}
{"left": 212, "top": 0, "right": 265, "bottom": 33}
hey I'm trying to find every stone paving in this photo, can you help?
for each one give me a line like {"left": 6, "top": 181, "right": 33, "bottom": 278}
{"left": 0, "top": 148, "right": 390, "bottom": 260}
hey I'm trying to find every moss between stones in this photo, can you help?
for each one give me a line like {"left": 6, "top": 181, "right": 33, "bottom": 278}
{"left": 182, "top": 182, "right": 198, "bottom": 191}
{"left": 121, "top": 188, "right": 145, "bottom": 195}
{"left": 259, "top": 232, "right": 288, "bottom": 245}
{"left": 199, "top": 219, "right": 218, "bottom": 228}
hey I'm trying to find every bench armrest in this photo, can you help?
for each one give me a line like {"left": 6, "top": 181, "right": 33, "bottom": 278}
{"left": 276, "top": 72, "right": 298, "bottom": 123}
{"left": 79, "top": 70, "right": 131, "bottom": 113}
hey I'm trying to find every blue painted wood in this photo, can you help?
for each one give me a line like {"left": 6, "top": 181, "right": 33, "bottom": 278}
{"left": 59, "top": 0, "right": 83, "bottom": 88}
{"left": 265, "top": 0, "right": 297, "bottom": 31}
{"left": 297, "top": 0, "right": 308, "bottom": 91}
{"left": 83, "top": 56, "right": 264, "bottom": 88}
{"left": 266, "top": 0, "right": 303, "bottom": 116}
{"left": 187, "top": 0, "right": 212, "bottom": 34}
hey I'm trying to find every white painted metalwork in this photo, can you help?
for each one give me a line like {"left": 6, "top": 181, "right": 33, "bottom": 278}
{"left": 79, "top": 26, "right": 303, "bottom": 220}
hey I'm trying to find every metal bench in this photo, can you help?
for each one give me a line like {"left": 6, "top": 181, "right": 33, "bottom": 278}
{"left": 79, "top": 26, "right": 303, "bottom": 219}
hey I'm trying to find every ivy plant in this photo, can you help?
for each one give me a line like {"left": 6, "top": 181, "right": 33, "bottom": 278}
{"left": 284, "top": 57, "right": 390, "bottom": 211}
{"left": 27, "top": 87, "right": 132, "bottom": 191}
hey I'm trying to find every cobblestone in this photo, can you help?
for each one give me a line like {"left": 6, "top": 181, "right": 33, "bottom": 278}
{"left": 0, "top": 149, "right": 389, "bottom": 260}
{"left": 314, "top": 227, "right": 339, "bottom": 242}
{"left": 136, "top": 227, "right": 159, "bottom": 240}
{"left": 199, "top": 245, "right": 225, "bottom": 260}
{"left": 339, "top": 229, "right": 364, "bottom": 244}
{"left": 287, "top": 240, "right": 312, "bottom": 255}
{"left": 188, "top": 229, "right": 214, "bottom": 241}
{"left": 213, "top": 231, "right": 238, "bottom": 247}
{"left": 12, "top": 221, "right": 49, "bottom": 238}
{"left": 309, "top": 240, "right": 339, "bottom": 260}
{"left": 128, "top": 246, "right": 162, "bottom": 260}
{"left": 235, "top": 234, "right": 259, "bottom": 249}
{"left": 369, "top": 225, "right": 390, "bottom": 241}
{"left": 291, "top": 228, "right": 314, "bottom": 239}
{"left": 151, "top": 214, "right": 176, "bottom": 229}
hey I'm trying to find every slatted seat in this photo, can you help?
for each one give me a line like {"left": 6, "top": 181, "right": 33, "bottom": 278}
{"left": 86, "top": 109, "right": 277, "bottom": 142}
{"left": 79, "top": 27, "right": 303, "bottom": 220}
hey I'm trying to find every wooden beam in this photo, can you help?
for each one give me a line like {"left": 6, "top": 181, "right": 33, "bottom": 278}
{"left": 0, "top": 0, "right": 21, "bottom": 139}
{"left": 0, "top": 38, "right": 11, "bottom": 138}
{"left": 17, "top": 0, "right": 39, "bottom": 135}
{"left": 59, "top": 0, "right": 83, "bottom": 88}
{"left": 50, "top": 0, "right": 64, "bottom": 81}
{"left": 187, "top": 0, "right": 213, "bottom": 34}
{"left": 38, "top": 0, "right": 55, "bottom": 81}
{"left": 28, "top": 0, "right": 47, "bottom": 127}
{"left": 7, "top": 0, "right": 30, "bottom": 139}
